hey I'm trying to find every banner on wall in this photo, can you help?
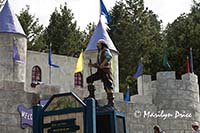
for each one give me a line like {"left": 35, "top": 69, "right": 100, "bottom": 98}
{"left": 17, "top": 99, "right": 48, "bottom": 129}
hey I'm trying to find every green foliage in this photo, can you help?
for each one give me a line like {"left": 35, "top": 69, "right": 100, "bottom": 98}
{"left": 17, "top": 5, "right": 44, "bottom": 50}
{"left": 81, "top": 22, "right": 96, "bottom": 49}
{"left": 14, "top": 0, "right": 200, "bottom": 97}
{"left": 0, "top": 0, "right": 5, "bottom": 8}
{"left": 16, "top": 3, "right": 94, "bottom": 56}
{"left": 163, "top": 1, "right": 200, "bottom": 78}
{"left": 109, "top": 0, "right": 163, "bottom": 94}
{"left": 45, "top": 3, "right": 86, "bottom": 56}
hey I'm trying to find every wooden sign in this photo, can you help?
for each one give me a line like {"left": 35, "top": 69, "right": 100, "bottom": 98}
{"left": 48, "top": 118, "right": 80, "bottom": 133}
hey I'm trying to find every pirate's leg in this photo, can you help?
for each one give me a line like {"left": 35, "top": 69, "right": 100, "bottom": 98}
{"left": 86, "top": 75, "right": 95, "bottom": 98}
{"left": 106, "top": 88, "right": 114, "bottom": 106}
{"left": 86, "top": 72, "right": 101, "bottom": 99}
{"left": 103, "top": 79, "right": 114, "bottom": 106}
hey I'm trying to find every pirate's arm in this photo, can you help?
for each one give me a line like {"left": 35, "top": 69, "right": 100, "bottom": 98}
{"left": 99, "top": 50, "right": 112, "bottom": 69}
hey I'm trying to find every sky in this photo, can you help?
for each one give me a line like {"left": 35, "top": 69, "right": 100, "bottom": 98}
{"left": 6, "top": 0, "right": 193, "bottom": 30}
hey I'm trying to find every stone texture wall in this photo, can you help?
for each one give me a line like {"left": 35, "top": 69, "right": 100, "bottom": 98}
{"left": 0, "top": 80, "right": 38, "bottom": 133}
{"left": 72, "top": 71, "right": 200, "bottom": 133}
{"left": 0, "top": 33, "right": 27, "bottom": 83}
{"left": 26, "top": 50, "right": 119, "bottom": 95}
{"left": 154, "top": 72, "right": 199, "bottom": 132}
{"left": 124, "top": 71, "right": 200, "bottom": 133}
{"left": 25, "top": 51, "right": 77, "bottom": 93}
{"left": 0, "top": 71, "right": 199, "bottom": 133}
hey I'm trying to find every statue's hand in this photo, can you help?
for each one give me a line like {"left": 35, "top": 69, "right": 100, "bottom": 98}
{"left": 99, "top": 60, "right": 107, "bottom": 69}
{"left": 88, "top": 62, "right": 99, "bottom": 68}
{"left": 99, "top": 64, "right": 104, "bottom": 69}
{"left": 93, "top": 63, "right": 99, "bottom": 68}
{"left": 88, "top": 62, "right": 93, "bottom": 67}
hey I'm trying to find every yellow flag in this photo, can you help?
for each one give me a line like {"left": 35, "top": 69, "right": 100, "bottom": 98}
{"left": 74, "top": 51, "right": 83, "bottom": 73}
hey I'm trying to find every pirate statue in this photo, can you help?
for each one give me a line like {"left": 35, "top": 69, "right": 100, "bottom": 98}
{"left": 86, "top": 39, "right": 114, "bottom": 106}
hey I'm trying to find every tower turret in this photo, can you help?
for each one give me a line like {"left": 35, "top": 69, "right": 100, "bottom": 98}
{"left": 84, "top": 20, "right": 119, "bottom": 93}
{"left": 0, "top": 0, "right": 27, "bottom": 83}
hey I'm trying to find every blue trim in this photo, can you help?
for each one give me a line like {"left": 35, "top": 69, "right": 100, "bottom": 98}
{"left": 33, "top": 105, "right": 42, "bottom": 133}
{"left": 43, "top": 107, "right": 85, "bottom": 116}
{"left": 36, "top": 92, "right": 87, "bottom": 133}
{"left": 96, "top": 109, "right": 127, "bottom": 133}
{"left": 33, "top": 92, "right": 127, "bottom": 133}
{"left": 117, "top": 115, "right": 127, "bottom": 133}
{"left": 85, "top": 98, "right": 96, "bottom": 133}
{"left": 42, "top": 92, "right": 86, "bottom": 111}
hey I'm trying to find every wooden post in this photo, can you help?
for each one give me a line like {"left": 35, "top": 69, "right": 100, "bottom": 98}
{"left": 86, "top": 98, "right": 96, "bottom": 133}
{"left": 33, "top": 104, "right": 42, "bottom": 133}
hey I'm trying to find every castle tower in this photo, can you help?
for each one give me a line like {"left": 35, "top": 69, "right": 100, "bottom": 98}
{"left": 0, "top": 0, "right": 27, "bottom": 83}
{"left": 133, "top": 71, "right": 200, "bottom": 132}
{"left": 84, "top": 20, "right": 119, "bottom": 93}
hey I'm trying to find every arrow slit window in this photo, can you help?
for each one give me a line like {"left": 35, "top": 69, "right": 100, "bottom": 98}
{"left": 74, "top": 72, "right": 83, "bottom": 88}
{"left": 31, "top": 65, "right": 42, "bottom": 87}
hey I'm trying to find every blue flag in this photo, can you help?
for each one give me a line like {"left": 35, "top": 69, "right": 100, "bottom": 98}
{"left": 13, "top": 39, "right": 24, "bottom": 63}
{"left": 100, "top": 0, "right": 111, "bottom": 23}
{"left": 48, "top": 45, "right": 59, "bottom": 68}
{"left": 124, "top": 87, "right": 130, "bottom": 102}
{"left": 133, "top": 63, "right": 143, "bottom": 78}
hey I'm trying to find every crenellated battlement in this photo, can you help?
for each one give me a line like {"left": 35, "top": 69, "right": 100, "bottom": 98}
{"left": 137, "top": 72, "right": 199, "bottom": 101}
{"left": 128, "top": 71, "right": 200, "bottom": 132}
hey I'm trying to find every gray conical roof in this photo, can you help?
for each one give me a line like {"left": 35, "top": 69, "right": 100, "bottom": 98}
{"left": 85, "top": 20, "right": 118, "bottom": 54}
{"left": 0, "top": 0, "right": 26, "bottom": 37}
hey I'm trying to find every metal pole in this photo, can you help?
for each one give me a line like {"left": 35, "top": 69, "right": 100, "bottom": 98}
{"left": 49, "top": 65, "right": 51, "bottom": 84}
{"left": 48, "top": 44, "right": 52, "bottom": 84}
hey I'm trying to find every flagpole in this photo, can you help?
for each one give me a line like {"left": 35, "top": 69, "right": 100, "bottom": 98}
{"left": 190, "top": 47, "right": 194, "bottom": 73}
{"left": 99, "top": 0, "right": 101, "bottom": 20}
{"left": 140, "top": 57, "right": 143, "bottom": 95}
{"left": 48, "top": 44, "right": 51, "bottom": 84}
{"left": 12, "top": 38, "right": 14, "bottom": 80}
{"left": 12, "top": 38, "right": 16, "bottom": 81}
{"left": 49, "top": 65, "right": 51, "bottom": 84}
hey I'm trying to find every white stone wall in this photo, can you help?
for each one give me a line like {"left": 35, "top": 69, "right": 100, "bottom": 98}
{"left": 1, "top": 70, "right": 199, "bottom": 133}
{"left": 0, "top": 80, "right": 38, "bottom": 133}
{"left": 25, "top": 51, "right": 77, "bottom": 93}
{"left": 0, "top": 33, "right": 27, "bottom": 83}
{"left": 46, "top": 71, "right": 200, "bottom": 133}
{"left": 126, "top": 71, "right": 200, "bottom": 133}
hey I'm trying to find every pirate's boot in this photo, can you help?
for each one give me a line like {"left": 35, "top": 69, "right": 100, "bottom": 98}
{"left": 106, "top": 90, "right": 114, "bottom": 107}
{"left": 87, "top": 84, "right": 95, "bottom": 99}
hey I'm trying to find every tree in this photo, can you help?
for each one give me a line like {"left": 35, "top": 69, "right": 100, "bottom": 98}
{"left": 45, "top": 3, "right": 85, "bottom": 56}
{"left": 0, "top": 0, "right": 5, "bottom": 8}
{"left": 17, "top": 5, "right": 44, "bottom": 50}
{"left": 109, "top": 0, "right": 162, "bottom": 94}
{"left": 81, "top": 22, "right": 96, "bottom": 50}
{"left": 163, "top": 0, "right": 200, "bottom": 79}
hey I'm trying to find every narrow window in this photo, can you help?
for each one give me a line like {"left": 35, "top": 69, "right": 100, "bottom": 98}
{"left": 74, "top": 72, "right": 83, "bottom": 88}
{"left": 31, "top": 66, "right": 42, "bottom": 87}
